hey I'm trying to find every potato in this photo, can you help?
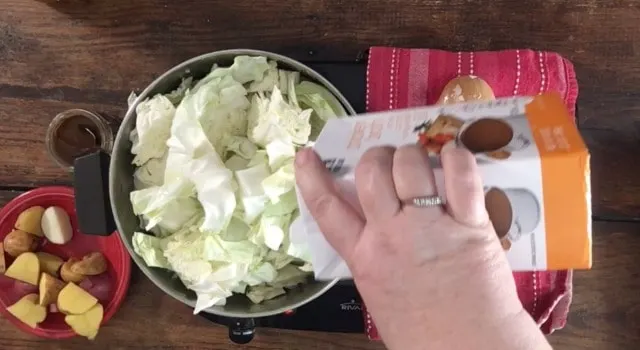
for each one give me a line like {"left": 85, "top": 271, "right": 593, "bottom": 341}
{"left": 36, "top": 252, "right": 64, "bottom": 276}
{"left": 41, "top": 206, "right": 73, "bottom": 245}
{"left": 3, "top": 229, "right": 37, "bottom": 257}
{"left": 39, "top": 273, "right": 65, "bottom": 306}
{"left": 5, "top": 252, "right": 40, "bottom": 285}
{"left": 66, "top": 303, "right": 103, "bottom": 339}
{"left": 70, "top": 252, "right": 107, "bottom": 276}
{"left": 65, "top": 303, "right": 103, "bottom": 340}
{"left": 15, "top": 206, "right": 45, "bottom": 237}
{"left": 0, "top": 242, "right": 5, "bottom": 274}
{"left": 7, "top": 294, "right": 47, "bottom": 328}
{"left": 57, "top": 282, "right": 98, "bottom": 314}
{"left": 60, "top": 258, "right": 85, "bottom": 283}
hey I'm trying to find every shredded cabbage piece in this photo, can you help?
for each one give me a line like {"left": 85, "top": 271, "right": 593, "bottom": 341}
{"left": 129, "top": 55, "right": 345, "bottom": 313}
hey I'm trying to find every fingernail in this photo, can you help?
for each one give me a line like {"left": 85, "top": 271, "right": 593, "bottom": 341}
{"left": 295, "top": 148, "right": 313, "bottom": 166}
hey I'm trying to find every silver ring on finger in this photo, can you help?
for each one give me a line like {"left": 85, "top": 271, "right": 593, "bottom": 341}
{"left": 402, "top": 195, "right": 445, "bottom": 208}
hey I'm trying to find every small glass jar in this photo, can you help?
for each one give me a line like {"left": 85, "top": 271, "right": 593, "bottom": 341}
{"left": 45, "top": 109, "right": 114, "bottom": 171}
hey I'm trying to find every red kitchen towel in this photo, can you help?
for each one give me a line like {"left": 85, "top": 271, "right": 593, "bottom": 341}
{"left": 363, "top": 47, "right": 577, "bottom": 340}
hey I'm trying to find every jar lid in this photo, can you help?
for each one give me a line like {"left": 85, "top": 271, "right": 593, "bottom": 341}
{"left": 45, "top": 109, "right": 114, "bottom": 171}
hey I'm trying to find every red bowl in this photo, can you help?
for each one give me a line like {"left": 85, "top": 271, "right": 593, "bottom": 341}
{"left": 0, "top": 186, "right": 131, "bottom": 339}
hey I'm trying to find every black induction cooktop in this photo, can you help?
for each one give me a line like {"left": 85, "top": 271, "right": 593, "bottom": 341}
{"left": 201, "top": 280, "right": 365, "bottom": 343}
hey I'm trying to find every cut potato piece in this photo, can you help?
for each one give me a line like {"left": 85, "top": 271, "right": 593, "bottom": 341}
{"left": 5, "top": 252, "right": 40, "bottom": 285}
{"left": 41, "top": 206, "right": 73, "bottom": 245}
{"left": 39, "top": 273, "right": 66, "bottom": 306}
{"left": 60, "top": 258, "right": 85, "bottom": 283}
{"left": 7, "top": 294, "right": 47, "bottom": 328}
{"left": 0, "top": 242, "right": 5, "bottom": 273}
{"left": 3, "top": 229, "right": 37, "bottom": 257}
{"left": 36, "top": 252, "right": 64, "bottom": 276}
{"left": 70, "top": 252, "right": 107, "bottom": 276}
{"left": 15, "top": 206, "right": 45, "bottom": 237}
{"left": 65, "top": 303, "right": 103, "bottom": 340}
{"left": 57, "top": 282, "right": 98, "bottom": 314}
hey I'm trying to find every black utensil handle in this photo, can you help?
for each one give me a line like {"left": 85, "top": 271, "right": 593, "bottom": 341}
{"left": 228, "top": 318, "right": 256, "bottom": 344}
{"left": 73, "top": 150, "right": 116, "bottom": 236}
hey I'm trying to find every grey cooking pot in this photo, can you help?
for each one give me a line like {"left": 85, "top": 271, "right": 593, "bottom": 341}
{"left": 109, "top": 50, "right": 355, "bottom": 324}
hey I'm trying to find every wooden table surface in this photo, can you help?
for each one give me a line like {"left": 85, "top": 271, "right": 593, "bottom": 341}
{"left": 0, "top": 0, "right": 639, "bottom": 349}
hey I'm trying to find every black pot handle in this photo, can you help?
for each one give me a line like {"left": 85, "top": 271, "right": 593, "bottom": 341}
{"left": 73, "top": 150, "right": 116, "bottom": 236}
{"left": 228, "top": 318, "right": 256, "bottom": 344}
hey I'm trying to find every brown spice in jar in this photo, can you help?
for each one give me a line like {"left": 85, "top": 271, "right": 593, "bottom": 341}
{"left": 53, "top": 115, "right": 103, "bottom": 166}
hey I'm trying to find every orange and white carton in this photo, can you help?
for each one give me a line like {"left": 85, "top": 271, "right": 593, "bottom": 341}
{"left": 294, "top": 93, "right": 591, "bottom": 278}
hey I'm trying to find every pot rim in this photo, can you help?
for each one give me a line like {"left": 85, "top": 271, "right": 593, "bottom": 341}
{"left": 110, "top": 49, "right": 354, "bottom": 318}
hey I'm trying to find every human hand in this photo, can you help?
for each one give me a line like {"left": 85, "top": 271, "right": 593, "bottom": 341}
{"left": 295, "top": 143, "right": 550, "bottom": 350}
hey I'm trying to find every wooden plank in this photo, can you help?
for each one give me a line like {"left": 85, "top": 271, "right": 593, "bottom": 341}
{"left": 583, "top": 127, "right": 640, "bottom": 219}
{"left": 0, "top": 97, "right": 122, "bottom": 187}
{"left": 548, "top": 221, "right": 640, "bottom": 349}
{"left": 0, "top": 1, "right": 639, "bottom": 98}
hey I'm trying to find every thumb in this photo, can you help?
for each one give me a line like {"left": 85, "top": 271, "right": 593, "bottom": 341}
{"left": 295, "top": 148, "right": 364, "bottom": 259}
{"left": 440, "top": 142, "right": 490, "bottom": 228}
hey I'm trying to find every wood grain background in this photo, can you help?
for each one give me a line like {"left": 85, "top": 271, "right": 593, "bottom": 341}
{"left": 0, "top": 0, "right": 639, "bottom": 348}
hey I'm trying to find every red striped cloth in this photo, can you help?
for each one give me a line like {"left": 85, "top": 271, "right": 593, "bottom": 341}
{"left": 363, "top": 47, "right": 576, "bottom": 340}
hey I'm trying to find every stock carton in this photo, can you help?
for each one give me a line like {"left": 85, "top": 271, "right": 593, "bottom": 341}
{"left": 295, "top": 93, "right": 591, "bottom": 279}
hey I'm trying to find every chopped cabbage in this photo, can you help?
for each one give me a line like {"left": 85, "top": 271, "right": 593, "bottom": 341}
{"left": 270, "top": 264, "right": 309, "bottom": 288}
{"left": 265, "top": 139, "right": 295, "bottom": 171}
{"left": 162, "top": 228, "right": 212, "bottom": 287}
{"left": 246, "top": 285, "right": 285, "bottom": 304}
{"left": 133, "top": 152, "right": 168, "bottom": 190}
{"left": 295, "top": 81, "right": 347, "bottom": 116}
{"left": 253, "top": 213, "right": 292, "bottom": 251}
{"left": 262, "top": 161, "right": 295, "bottom": 203}
{"left": 130, "top": 94, "right": 176, "bottom": 165}
{"left": 247, "top": 150, "right": 268, "bottom": 167}
{"left": 263, "top": 190, "right": 298, "bottom": 216}
{"left": 296, "top": 81, "right": 347, "bottom": 140}
{"left": 223, "top": 135, "right": 258, "bottom": 160}
{"left": 247, "top": 87, "right": 312, "bottom": 147}
{"left": 165, "top": 77, "right": 194, "bottom": 105}
{"left": 278, "top": 70, "right": 301, "bottom": 95}
{"left": 224, "top": 155, "right": 249, "bottom": 171}
{"left": 247, "top": 61, "right": 279, "bottom": 93}
{"left": 164, "top": 76, "right": 238, "bottom": 233}
{"left": 130, "top": 180, "right": 202, "bottom": 237}
{"left": 235, "top": 163, "right": 271, "bottom": 224}
{"left": 132, "top": 232, "right": 169, "bottom": 269}
{"left": 128, "top": 55, "right": 345, "bottom": 313}
{"left": 229, "top": 56, "right": 271, "bottom": 84}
